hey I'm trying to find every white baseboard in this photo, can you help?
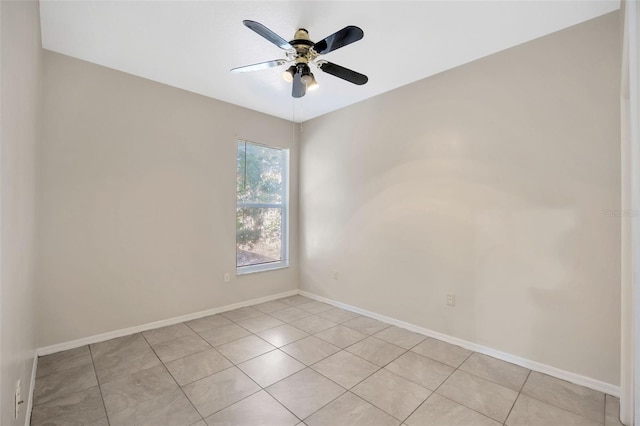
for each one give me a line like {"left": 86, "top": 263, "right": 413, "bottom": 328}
{"left": 37, "top": 289, "right": 298, "bottom": 356}
{"left": 298, "top": 290, "right": 621, "bottom": 397}
{"left": 25, "top": 350, "right": 37, "bottom": 426}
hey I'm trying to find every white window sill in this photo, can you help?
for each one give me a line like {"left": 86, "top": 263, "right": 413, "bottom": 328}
{"left": 237, "top": 261, "right": 289, "bottom": 275}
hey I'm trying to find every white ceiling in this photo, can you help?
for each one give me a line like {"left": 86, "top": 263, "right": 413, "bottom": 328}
{"left": 40, "top": 1, "right": 620, "bottom": 123}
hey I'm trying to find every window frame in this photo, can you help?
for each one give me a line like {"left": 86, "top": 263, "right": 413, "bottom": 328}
{"left": 236, "top": 140, "right": 290, "bottom": 275}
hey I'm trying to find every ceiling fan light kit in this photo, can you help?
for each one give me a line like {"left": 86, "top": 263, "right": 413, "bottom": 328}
{"left": 231, "top": 20, "right": 368, "bottom": 98}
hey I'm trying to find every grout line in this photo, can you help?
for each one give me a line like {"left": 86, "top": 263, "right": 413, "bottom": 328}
{"left": 88, "top": 344, "right": 111, "bottom": 426}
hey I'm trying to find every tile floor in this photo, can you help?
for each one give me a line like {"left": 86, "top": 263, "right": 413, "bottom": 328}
{"left": 31, "top": 295, "right": 625, "bottom": 426}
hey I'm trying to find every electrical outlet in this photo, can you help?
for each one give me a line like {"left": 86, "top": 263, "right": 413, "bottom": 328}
{"left": 224, "top": 273, "right": 230, "bottom": 283}
{"left": 332, "top": 270, "right": 339, "bottom": 280}
{"left": 15, "top": 379, "right": 23, "bottom": 419}
{"left": 447, "top": 294, "right": 456, "bottom": 306}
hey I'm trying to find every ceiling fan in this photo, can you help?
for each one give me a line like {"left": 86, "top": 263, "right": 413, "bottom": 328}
{"left": 231, "top": 20, "right": 368, "bottom": 98}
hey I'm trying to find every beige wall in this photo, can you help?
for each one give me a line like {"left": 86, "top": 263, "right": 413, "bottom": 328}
{"left": 300, "top": 13, "right": 621, "bottom": 385}
{"left": 1, "top": 1, "right": 41, "bottom": 424}
{"left": 38, "top": 51, "right": 299, "bottom": 347}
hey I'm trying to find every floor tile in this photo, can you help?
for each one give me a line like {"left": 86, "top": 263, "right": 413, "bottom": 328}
{"left": 253, "top": 300, "right": 290, "bottom": 314}
{"left": 191, "top": 421, "right": 208, "bottom": 426}
{"left": 151, "top": 334, "right": 211, "bottom": 363}
{"left": 305, "top": 392, "right": 399, "bottom": 426}
{"left": 606, "top": 395, "right": 624, "bottom": 426}
{"left": 185, "top": 314, "right": 233, "bottom": 333}
{"left": 91, "top": 334, "right": 161, "bottom": 384}
{"left": 36, "top": 346, "right": 92, "bottom": 378}
{"left": 100, "top": 364, "right": 178, "bottom": 416}
{"left": 410, "top": 338, "right": 472, "bottom": 368}
{"left": 183, "top": 366, "right": 260, "bottom": 418}
{"left": 235, "top": 314, "right": 285, "bottom": 333}
{"left": 384, "top": 351, "right": 454, "bottom": 390}
{"left": 279, "top": 295, "right": 313, "bottom": 306}
{"left": 315, "top": 325, "right": 367, "bottom": 348}
{"left": 221, "top": 306, "right": 263, "bottom": 322}
{"left": 87, "top": 418, "right": 110, "bottom": 426}
{"left": 216, "top": 335, "right": 276, "bottom": 364}
{"left": 406, "top": 393, "right": 500, "bottom": 426}
{"left": 281, "top": 336, "right": 341, "bottom": 365}
{"left": 142, "top": 323, "right": 197, "bottom": 346}
{"left": 290, "top": 315, "right": 337, "bottom": 334}
{"left": 346, "top": 337, "right": 405, "bottom": 367}
{"left": 436, "top": 370, "right": 518, "bottom": 422}
{"left": 266, "top": 368, "right": 346, "bottom": 419}
{"left": 238, "top": 349, "right": 305, "bottom": 387}
{"left": 318, "top": 308, "right": 360, "bottom": 324}
{"left": 297, "top": 301, "right": 334, "bottom": 315}
{"left": 506, "top": 394, "right": 602, "bottom": 426}
{"left": 270, "top": 307, "right": 313, "bottom": 323}
{"left": 165, "top": 348, "right": 233, "bottom": 385}
{"left": 374, "top": 326, "right": 426, "bottom": 350}
{"left": 257, "top": 324, "right": 309, "bottom": 347}
{"left": 34, "top": 362, "right": 98, "bottom": 405}
{"left": 343, "top": 316, "right": 392, "bottom": 335}
{"left": 198, "top": 323, "right": 251, "bottom": 347}
{"left": 31, "top": 386, "right": 106, "bottom": 426}
{"left": 352, "top": 369, "right": 431, "bottom": 421}
{"left": 459, "top": 353, "right": 530, "bottom": 391}
{"left": 312, "top": 350, "right": 379, "bottom": 389}
{"left": 521, "top": 371, "right": 605, "bottom": 423}
{"left": 204, "top": 390, "right": 299, "bottom": 426}
{"left": 108, "top": 388, "right": 201, "bottom": 426}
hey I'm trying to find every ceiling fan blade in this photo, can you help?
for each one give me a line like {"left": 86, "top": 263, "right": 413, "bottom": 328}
{"left": 317, "top": 61, "right": 368, "bottom": 85}
{"left": 313, "top": 26, "right": 364, "bottom": 55}
{"left": 243, "top": 20, "right": 294, "bottom": 50}
{"left": 230, "top": 59, "right": 287, "bottom": 73}
{"left": 292, "top": 72, "right": 306, "bottom": 98}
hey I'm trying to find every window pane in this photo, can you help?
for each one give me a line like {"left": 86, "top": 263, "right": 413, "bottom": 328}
{"left": 236, "top": 207, "right": 282, "bottom": 267}
{"left": 237, "top": 142, "right": 283, "bottom": 204}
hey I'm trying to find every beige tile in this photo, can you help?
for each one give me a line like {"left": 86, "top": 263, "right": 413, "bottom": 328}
{"left": 346, "top": 337, "right": 405, "bottom": 367}
{"left": 270, "top": 307, "right": 313, "bottom": 323}
{"left": 305, "top": 392, "right": 399, "bottom": 426}
{"left": 374, "top": 326, "right": 426, "bottom": 350}
{"left": 235, "top": 314, "right": 285, "bottom": 333}
{"left": 312, "top": 350, "right": 379, "bottom": 389}
{"left": 352, "top": 369, "right": 431, "bottom": 421}
{"left": 318, "top": 308, "right": 360, "bottom": 324}
{"left": 108, "top": 388, "right": 201, "bottom": 426}
{"left": 459, "top": 353, "right": 530, "bottom": 391}
{"left": 266, "top": 368, "right": 346, "bottom": 419}
{"left": 191, "top": 421, "right": 207, "bottom": 426}
{"left": 165, "top": 348, "right": 233, "bottom": 385}
{"left": 221, "top": 306, "right": 262, "bottom": 322}
{"left": 91, "top": 334, "right": 161, "bottom": 384}
{"left": 183, "top": 366, "right": 260, "bottom": 418}
{"left": 198, "top": 323, "right": 251, "bottom": 347}
{"left": 185, "top": 314, "right": 232, "bottom": 333}
{"left": 606, "top": 395, "right": 624, "bottom": 426}
{"left": 384, "top": 351, "right": 454, "bottom": 391}
{"left": 87, "top": 418, "right": 110, "bottom": 426}
{"left": 34, "top": 362, "right": 98, "bottom": 405}
{"left": 31, "top": 386, "right": 106, "bottom": 426}
{"left": 290, "top": 315, "right": 337, "bottom": 334}
{"left": 315, "top": 325, "right": 368, "bottom": 348}
{"left": 436, "top": 370, "right": 518, "bottom": 422}
{"left": 343, "top": 316, "right": 391, "bottom": 335}
{"left": 280, "top": 295, "right": 313, "bottom": 306}
{"left": 204, "top": 390, "right": 299, "bottom": 426}
{"left": 506, "top": 394, "right": 602, "bottom": 426}
{"left": 297, "top": 301, "right": 334, "bottom": 314}
{"left": 258, "top": 324, "right": 309, "bottom": 347}
{"left": 142, "top": 323, "right": 196, "bottom": 346}
{"left": 37, "top": 346, "right": 92, "bottom": 378}
{"left": 151, "top": 334, "right": 211, "bottom": 363}
{"left": 521, "top": 372, "right": 605, "bottom": 423}
{"left": 406, "top": 393, "right": 500, "bottom": 426}
{"left": 253, "top": 300, "right": 290, "bottom": 314}
{"left": 216, "top": 335, "right": 276, "bottom": 364}
{"left": 238, "top": 349, "right": 305, "bottom": 387}
{"left": 101, "top": 364, "right": 178, "bottom": 416}
{"left": 281, "top": 336, "right": 341, "bottom": 365}
{"left": 410, "top": 338, "right": 471, "bottom": 368}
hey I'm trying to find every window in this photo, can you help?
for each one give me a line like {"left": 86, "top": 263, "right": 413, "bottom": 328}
{"left": 236, "top": 141, "right": 289, "bottom": 274}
